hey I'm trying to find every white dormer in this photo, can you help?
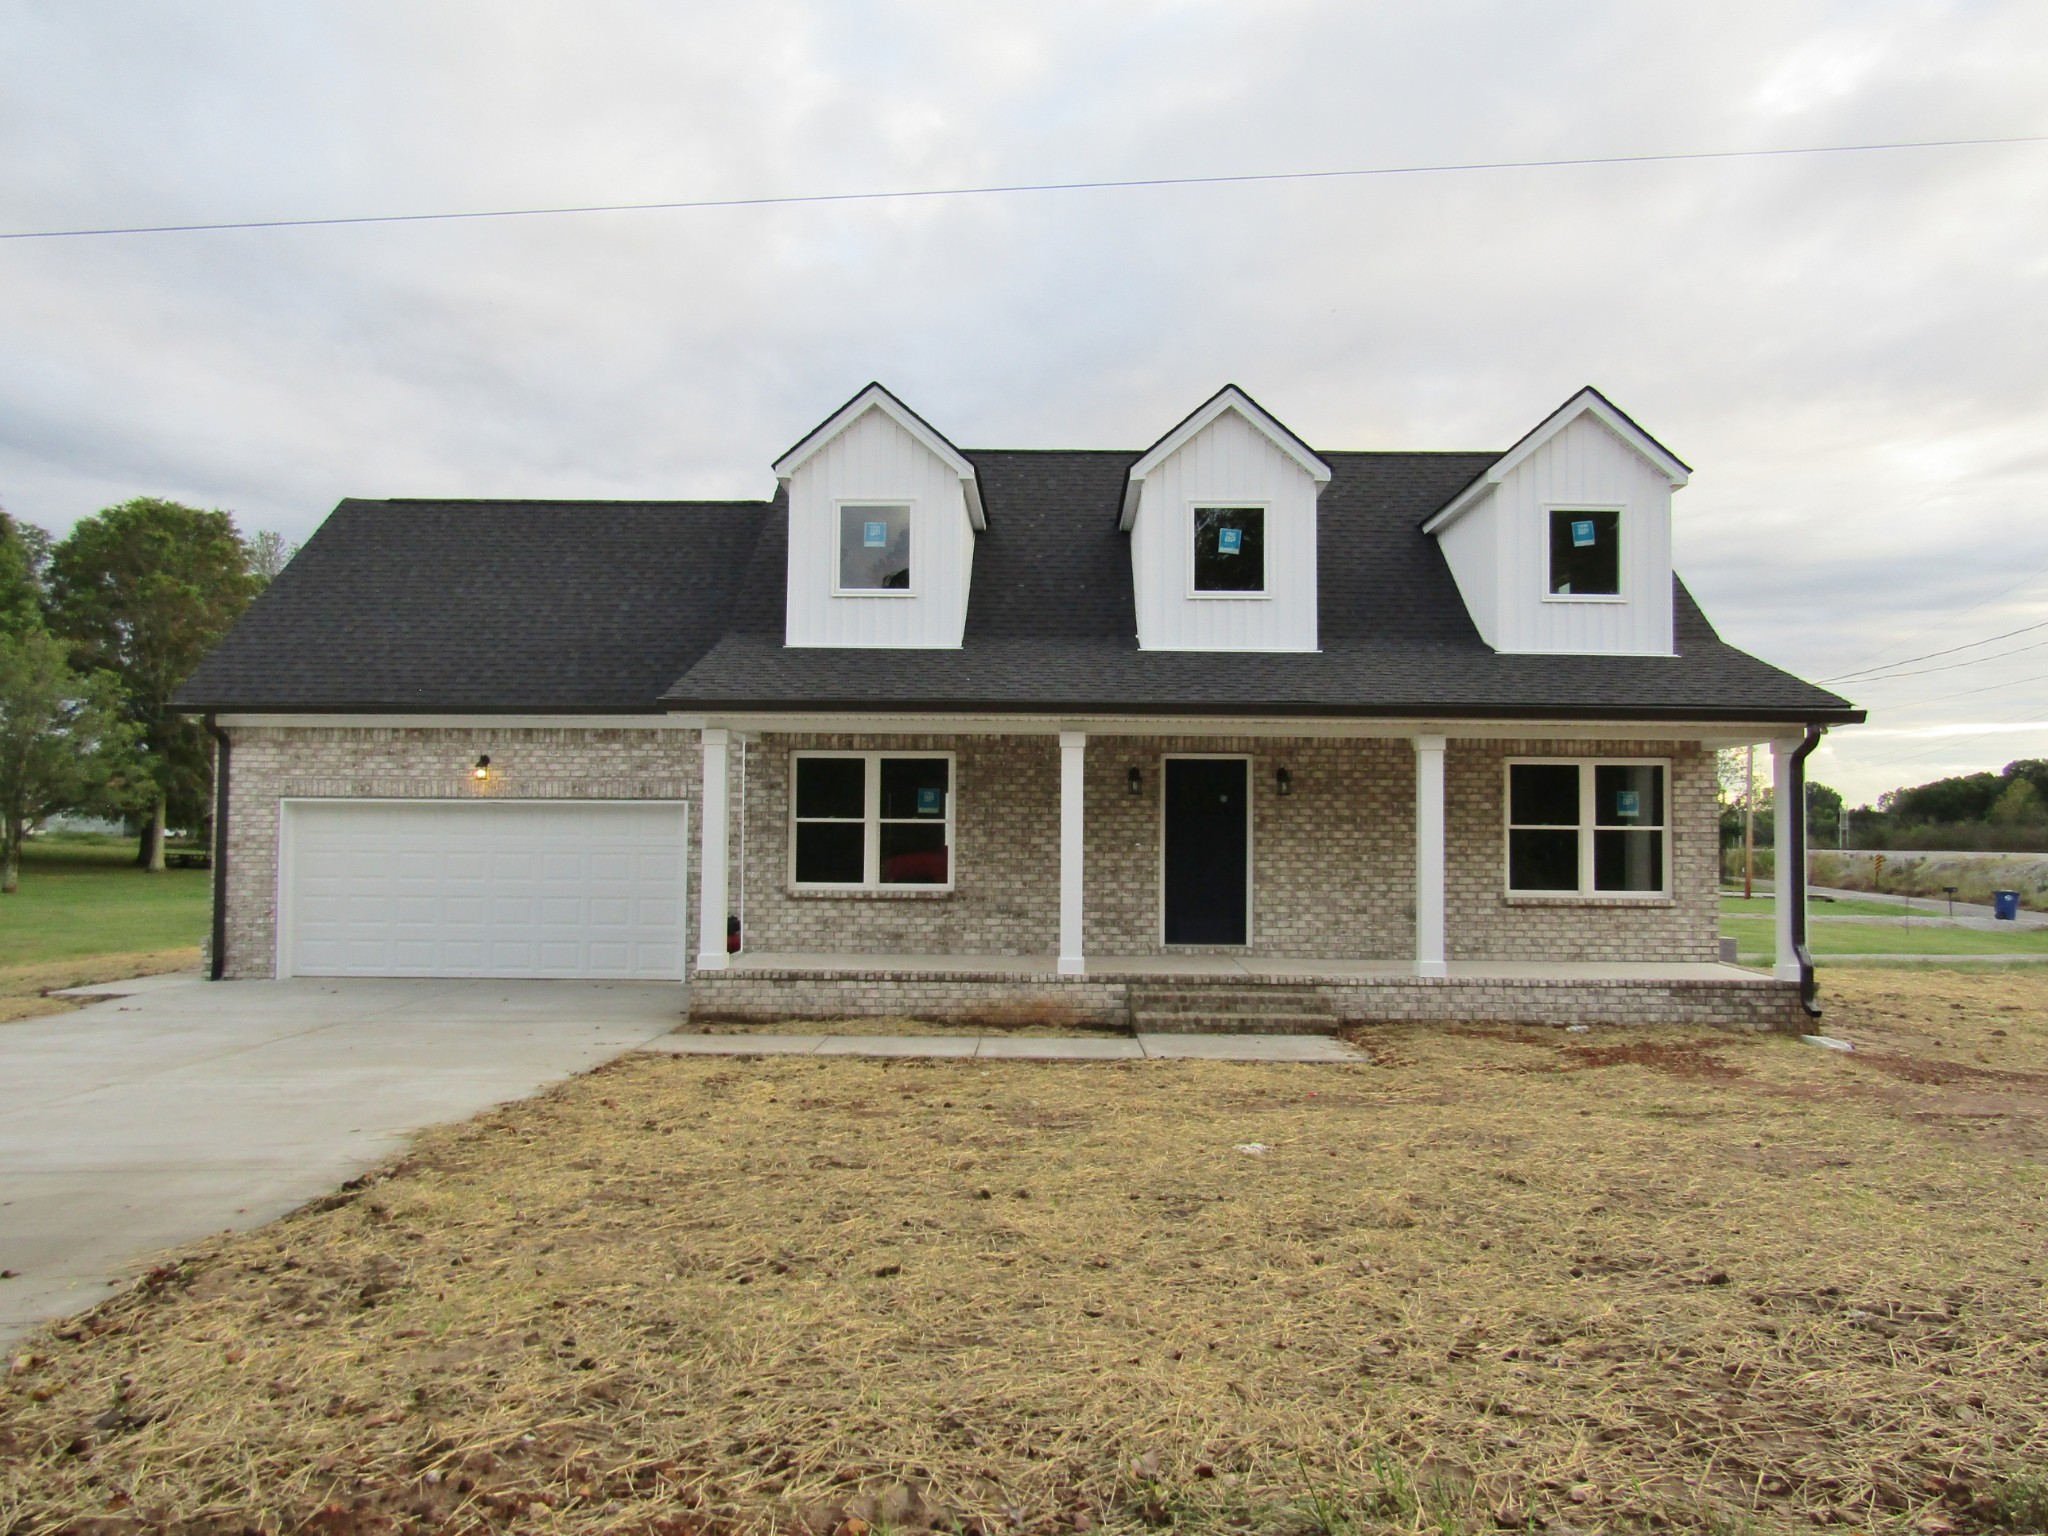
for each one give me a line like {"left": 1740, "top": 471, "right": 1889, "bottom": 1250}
{"left": 1120, "top": 386, "right": 1330, "bottom": 652}
{"left": 1422, "top": 388, "right": 1689, "bottom": 657}
{"left": 776, "top": 383, "right": 984, "bottom": 649}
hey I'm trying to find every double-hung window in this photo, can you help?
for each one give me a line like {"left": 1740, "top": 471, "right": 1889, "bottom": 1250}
{"left": 792, "top": 752, "right": 953, "bottom": 889}
{"left": 1506, "top": 759, "right": 1666, "bottom": 896}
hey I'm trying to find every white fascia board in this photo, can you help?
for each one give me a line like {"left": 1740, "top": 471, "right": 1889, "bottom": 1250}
{"left": 771, "top": 384, "right": 985, "bottom": 530}
{"left": 1421, "top": 387, "right": 1690, "bottom": 537}
{"left": 1119, "top": 386, "right": 1332, "bottom": 531}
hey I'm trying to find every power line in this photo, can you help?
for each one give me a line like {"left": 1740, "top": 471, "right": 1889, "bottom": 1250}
{"left": 1821, "top": 550, "right": 2048, "bottom": 678}
{"left": 1864, "top": 667, "right": 2048, "bottom": 715}
{"left": 3, "top": 133, "right": 2045, "bottom": 243}
{"left": 1835, "top": 633, "right": 2048, "bottom": 686}
{"left": 1822, "top": 616, "right": 2048, "bottom": 683}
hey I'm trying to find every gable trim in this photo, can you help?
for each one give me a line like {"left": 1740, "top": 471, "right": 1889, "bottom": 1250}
{"left": 1421, "top": 386, "right": 1691, "bottom": 537}
{"left": 772, "top": 382, "right": 986, "bottom": 529}
{"left": 1118, "top": 385, "right": 1333, "bottom": 530}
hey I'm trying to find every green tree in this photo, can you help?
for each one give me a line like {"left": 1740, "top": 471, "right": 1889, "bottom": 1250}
{"left": 0, "top": 629, "right": 139, "bottom": 892}
{"left": 0, "top": 511, "right": 45, "bottom": 640}
{"left": 46, "top": 498, "right": 260, "bottom": 870}
{"left": 1989, "top": 778, "right": 2044, "bottom": 826}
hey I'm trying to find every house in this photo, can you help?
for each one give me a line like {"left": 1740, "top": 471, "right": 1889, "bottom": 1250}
{"left": 175, "top": 383, "right": 1861, "bottom": 1030}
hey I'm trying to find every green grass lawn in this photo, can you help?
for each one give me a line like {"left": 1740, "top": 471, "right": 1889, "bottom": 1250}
{"left": 0, "top": 834, "right": 211, "bottom": 969}
{"left": 1722, "top": 912, "right": 2048, "bottom": 966}
{"left": 1718, "top": 892, "right": 1922, "bottom": 917}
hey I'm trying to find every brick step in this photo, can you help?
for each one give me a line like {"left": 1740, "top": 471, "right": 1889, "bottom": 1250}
{"left": 1125, "top": 987, "right": 1332, "bottom": 1013}
{"left": 1131, "top": 1010, "right": 1343, "bottom": 1036}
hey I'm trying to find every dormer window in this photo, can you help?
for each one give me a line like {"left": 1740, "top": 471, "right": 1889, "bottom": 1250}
{"left": 1547, "top": 508, "right": 1620, "bottom": 598}
{"left": 1191, "top": 505, "right": 1266, "bottom": 595}
{"left": 838, "top": 502, "right": 911, "bottom": 593}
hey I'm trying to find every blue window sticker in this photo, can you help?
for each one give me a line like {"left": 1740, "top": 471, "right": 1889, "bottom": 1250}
{"left": 1571, "top": 518, "right": 1597, "bottom": 548}
{"left": 1615, "top": 789, "right": 1640, "bottom": 819}
{"left": 1217, "top": 526, "right": 1243, "bottom": 555}
{"left": 916, "top": 786, "right": 944, "bottom": 816}
{"left": 863, "top": 520, "right": 889, "bottom": 548}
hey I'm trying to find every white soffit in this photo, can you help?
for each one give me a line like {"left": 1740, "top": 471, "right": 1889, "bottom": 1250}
{"left": 1421, "top": 387, "right": 1693, "bottom": 537}
{"left": 771, "top": 382, "right": 985, "bottom": 529}
{"left": 1119, "top": 385, "right": 1333, "bottom": 530}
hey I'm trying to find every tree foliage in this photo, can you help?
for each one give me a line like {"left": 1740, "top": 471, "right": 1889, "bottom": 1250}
{"left": 0, "top": 629, "right": 139, "bottom": 891}
{"left": 0, "top": 510, "right": 45, "bottom": 640}
{"left": 46, "top": 499, "right": 260, "bottom": 856}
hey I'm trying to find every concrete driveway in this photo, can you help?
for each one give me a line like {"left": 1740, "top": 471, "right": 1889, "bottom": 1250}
{"left": 0, "top": 975, "right": 682, "bottom": 1346}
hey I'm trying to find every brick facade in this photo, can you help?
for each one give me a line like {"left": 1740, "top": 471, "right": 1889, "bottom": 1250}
{"left": 218, "top": 725, "right": 1727, "bottom": 1017}
{"left": 217, "top": 724, "right": 702, "bottom": 979}
{"left": 690, "top": 966, "right": 1805, "bottom": 1033}
{"left": 1447, "top": 737, "right": 1721, "bottom": 963}
{"left": 737, "top": 734, "right": 1059, "bottom": 955}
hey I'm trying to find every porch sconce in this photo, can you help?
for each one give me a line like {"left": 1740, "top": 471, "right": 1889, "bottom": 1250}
{"left": 1127, "top": 766, "right": 1143, "bottom": 797}
{"left": 473, "top": 755, "right": 491, "bottom": 781}
{"left": 1276, "top": 766, "right": 1292, "bottom": 797}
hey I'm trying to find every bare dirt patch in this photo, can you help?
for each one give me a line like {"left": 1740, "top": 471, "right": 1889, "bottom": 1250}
{"left": 3, "top": 970, "right": 2047, "bottom": 1536}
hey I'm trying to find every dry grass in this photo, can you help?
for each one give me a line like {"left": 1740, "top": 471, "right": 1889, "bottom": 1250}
{"left": 0, "top": 949, "right": 201, "bottom": 1024}
{"left": 5, "top": 970, "right": 2048, "bottom": 1536}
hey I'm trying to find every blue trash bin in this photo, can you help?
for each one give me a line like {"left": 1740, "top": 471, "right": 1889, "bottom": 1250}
{"left": 1994, "top": 889, "right": 2021, "bottom": 921}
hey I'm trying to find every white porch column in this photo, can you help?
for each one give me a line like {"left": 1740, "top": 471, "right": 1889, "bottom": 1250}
{"left": 1414, "top": 734, "right": 1448, "bottom": 978}
{"left": 1058, "top": 730, "right": 1087, "bottom": 975}
{"left": 1771, "top": 737, "right": 1801, "bottom": 982}
{"left": 696, "top": 727, "right": 730, "bottom": 972}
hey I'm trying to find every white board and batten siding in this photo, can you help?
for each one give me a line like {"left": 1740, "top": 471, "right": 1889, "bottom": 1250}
{"left": 782, "top": 405, "right": 976, "bottom": 649}
{"left": 1433, "top": 410, "right": 1679, "bottom": 656}
{"left": 279, "top": 800, "right": 688, "bottom": 980}
{"left": 1128, "top": 409, "right": 1321, "bottom": 652}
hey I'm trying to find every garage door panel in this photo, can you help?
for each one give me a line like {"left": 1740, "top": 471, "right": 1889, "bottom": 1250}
{"left": 285, "top": 801, "right": 687, "bottom": 980}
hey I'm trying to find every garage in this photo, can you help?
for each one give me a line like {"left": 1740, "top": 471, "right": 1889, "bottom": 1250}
{"left": 279, "top": 800, "right": 689, "bottom": 980}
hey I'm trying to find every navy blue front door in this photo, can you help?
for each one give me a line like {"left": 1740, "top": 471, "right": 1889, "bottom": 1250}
{"left": 1163, "top": 758, "right": 1248, "bottom": 945}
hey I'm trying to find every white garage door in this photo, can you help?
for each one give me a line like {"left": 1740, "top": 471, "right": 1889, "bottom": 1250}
{"left": 281, "top": 800, "right": 688, "bottom": 979}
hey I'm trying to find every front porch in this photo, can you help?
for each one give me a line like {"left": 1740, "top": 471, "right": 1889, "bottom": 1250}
{"left": 684, "top": 716, "right": 1816, "bottom": 1031}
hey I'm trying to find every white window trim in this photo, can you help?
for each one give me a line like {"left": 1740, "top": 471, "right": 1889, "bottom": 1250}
{"left": 1502, "top": 756, "right": 1670, "bottom": 901}
{"left": 1157, "top": 752, "right": 1256, "bottom": 945}
{"left": 789, "top": 749, "right": 956, "bottom": 892}
{"left": 832, "top": 498, "right": 919, "bottom": 599}
{"left": 1185, "top": 501, "right": 1272, "bottom": 601}
{"left": 1541, "top": 503, "right": 1627, "bottom": 605}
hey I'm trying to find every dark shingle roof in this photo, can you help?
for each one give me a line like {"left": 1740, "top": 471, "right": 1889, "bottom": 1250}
{"left": 175, "top": 498, "right": 768, "bottom": 712}
{"left": 662, "top": 449, "right": 1857, "bottom": 723}
{"left": 176, "top": 454, "right": 1858, "bottom": 724}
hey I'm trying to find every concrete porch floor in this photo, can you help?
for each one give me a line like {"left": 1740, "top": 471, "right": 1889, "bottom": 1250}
{"left": 716, "top": 951, "right": 1768, "bottom": 983}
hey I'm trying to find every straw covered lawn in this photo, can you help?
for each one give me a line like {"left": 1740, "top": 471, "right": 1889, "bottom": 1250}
{"left": 4, "top": 971, "right": 2047, "bottom": 1536}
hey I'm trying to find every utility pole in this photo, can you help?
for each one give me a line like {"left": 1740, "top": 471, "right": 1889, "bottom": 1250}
{"left": 1743, "top": 744, "right": 1755, "bottom": 901}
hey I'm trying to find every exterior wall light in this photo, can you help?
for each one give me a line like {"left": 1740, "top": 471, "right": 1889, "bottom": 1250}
{"left": 1276, "top": 766, "right": 1292, "bottom": 797}
{"left": 1127, "top": 766, "right": 1143, "bottom": 797}
{"left": 473, "top": 755, "right": 491, "bottom": 781}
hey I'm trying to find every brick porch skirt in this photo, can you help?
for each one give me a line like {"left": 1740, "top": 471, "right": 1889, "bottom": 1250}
{"left": 687, "top": 964, "right": 1807, "bottom": 1033}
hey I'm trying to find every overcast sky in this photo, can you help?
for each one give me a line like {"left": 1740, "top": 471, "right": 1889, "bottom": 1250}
{"left": 3, "top": 1, "right": 2044, "bottom": 804}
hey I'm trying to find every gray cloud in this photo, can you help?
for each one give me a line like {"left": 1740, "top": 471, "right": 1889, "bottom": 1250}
{"left": 2, "top": 0, "right": 2044, "bottom": 802}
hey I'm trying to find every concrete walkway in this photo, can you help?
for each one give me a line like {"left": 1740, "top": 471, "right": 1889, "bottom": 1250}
{"left": 0, "top": 975, "right": 681, "bottom": 1346}
{"left": 646, "top": 1032, "right": 1363, "bottom": 1062}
